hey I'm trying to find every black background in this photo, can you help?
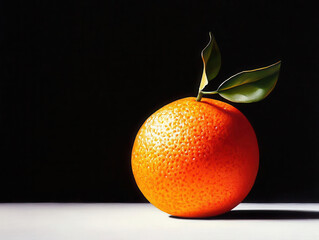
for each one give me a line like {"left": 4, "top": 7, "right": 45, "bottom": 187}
{"left": 0, "top": 0, "right": 318, "bottom": 202}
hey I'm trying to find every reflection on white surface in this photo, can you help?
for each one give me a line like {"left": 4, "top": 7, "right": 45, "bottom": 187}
{"left": 0, "top": 203, "right": 319, "bottom": 240}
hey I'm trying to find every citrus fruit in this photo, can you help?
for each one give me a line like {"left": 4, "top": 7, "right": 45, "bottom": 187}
{"left": 131, "top": 32, "right": 280, "bottom": 218}
{"left": 131, "top": 97, "right": 259, "bottom": 218}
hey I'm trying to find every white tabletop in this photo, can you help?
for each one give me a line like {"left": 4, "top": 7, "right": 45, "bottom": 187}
{"left": 0, "top": 203, "right": 318, "bottom": 240}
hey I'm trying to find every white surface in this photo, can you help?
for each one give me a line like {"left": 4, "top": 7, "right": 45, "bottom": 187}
{"left": 0, "top": 203, "right": 319, "bottom": 240}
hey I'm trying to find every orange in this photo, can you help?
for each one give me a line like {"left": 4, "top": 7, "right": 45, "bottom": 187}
{"left": 131, "top": 97, "right": 259, "bottom": 218}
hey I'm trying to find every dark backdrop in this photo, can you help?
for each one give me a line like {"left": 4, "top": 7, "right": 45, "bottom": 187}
{"left": 0, "top": 0, "right": 318, "bottom": 202}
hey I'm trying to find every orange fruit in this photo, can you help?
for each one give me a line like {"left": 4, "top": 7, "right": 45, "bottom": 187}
{"left": 131, "top": 97, "right": 259, "bottom": 218}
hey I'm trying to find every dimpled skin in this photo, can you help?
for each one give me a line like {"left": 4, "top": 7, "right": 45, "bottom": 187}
{"left": 131, "top": 97, "right": 259, "bottom": 218}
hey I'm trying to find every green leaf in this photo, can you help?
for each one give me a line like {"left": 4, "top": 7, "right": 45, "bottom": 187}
{"left": 216, "top": 61, "right": 281, "bottom": 103}
{"left": 198, "top": 32, "right": 221, "bottom": 91}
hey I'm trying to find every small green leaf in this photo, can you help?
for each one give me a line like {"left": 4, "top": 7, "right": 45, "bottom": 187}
{"left": 217, "top": 61, "right": 281, "bottom": 103}
{"left": 198, "top": 32, "right": 221, "bottom": 91}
